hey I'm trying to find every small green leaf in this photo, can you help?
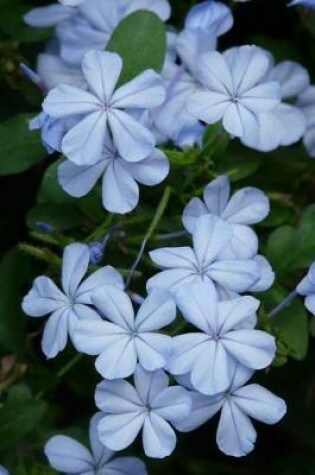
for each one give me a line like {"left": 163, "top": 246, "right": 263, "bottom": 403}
{"left": 0, "top": 249, "right": 36, "bottom": 355}
{"left": 266, "top": 226, "right": 300, "bottom": 273}
{"left": 262, "top": 285, "right": 309, "bottom": 361}
{"left": 0, "top": 386, "right": 46, "bottom": 453}
{"left": 0, "top": 114, "right": 46, "bottom": 175}
{"left": 107, "top": 11, "right": 166, "bottom": 85}
{"left": 202, "top": 123, "right": 230, "bottom": 160}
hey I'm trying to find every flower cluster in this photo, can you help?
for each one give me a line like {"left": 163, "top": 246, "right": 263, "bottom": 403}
{"left": 22, "top": 0, "right": 315, "bottom": 217}
{"left": 23, "top": 176, "right": 287, "bottom": 468}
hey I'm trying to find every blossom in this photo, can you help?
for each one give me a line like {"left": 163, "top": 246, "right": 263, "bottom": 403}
{"left": 73, "top": 288, "right": 176, "bottom": 379}
{"left": 241, "top": 60, "right": 309, "bottom": 151}
{"left": 147, "top": 214, "right": 261, "bottom": 297}
{"left": 43, "top": 50, "right": 166, "bottom": 166}
{"left": 182, "top": 175, "right": 270, "bottom": 259}
{"left": 296, "top": 262, "right": 315, "bottom": 315}
{"left": 30, "top": 112, "right": 79, "bottom": 154}
{"left": 187, "top": 45, "right": 281, "bottom": 138}
{"left": 22, "top": 243, "right": 123, "bottom": 358}
{"left": 0, "top": 467, "right": 8, "bottom": 475}
{"left": 289, "top": 0, "right": 315, "bottom": 7}
{"left": 24, "top": 4, "right": 74, "bottom": 28}
{"left": 95, "top": 365, "right": 192, "bottom": 458}
{"left": 297, "top": 85, "right": 315, "bottom": 158}
{"left": 169, "top": 282, "right": 276, "bottom": 395}
{"left": 58, "top": 134, "right": 169, "bottom": 214}
{"left": 45, "top": 412, "right": 147, "bottom": 475}
{"left": 174, "top": 365, "right": 287, "bottom": 457}
{"left": 56, "top": 0, "right": 171, "bottom": 67}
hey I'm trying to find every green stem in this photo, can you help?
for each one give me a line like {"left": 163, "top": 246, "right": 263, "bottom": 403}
{"left": 85, "top": 214, "right": 114, "bottom": 242}
{"left": 125, "top": 186, "right": 172, "bottom": 289}
{"left": 57, "top": 353, "right": 83, "bottom": 378}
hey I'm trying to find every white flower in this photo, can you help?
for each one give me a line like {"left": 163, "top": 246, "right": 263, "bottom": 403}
{"left": 187, "top": 45, "right": 281, "bottom": 138}
{"left": 95, "top": 366, "right": 192, "bottom": 458}
{"left": 45, "top": 413, "right": 147, "bottom": 475}
{"left": 58, "top": 134, "right": 169, "bottom": 214}
{"left": 22, "top": 243, "right": 123, "bottom": 358}
{"left": 174, "top": 365, "right": 287, "bottom": 457}
{"left": 183, "top": 175, "right": 270, "bottom": 259}
{"left": 73, "top": 288, "right": 176, "bottom": 379}
{"left": 169, "top": 282, "right": 276, "bottom": 395}
{"left": 43, "top": 50, "right": 166, "bottom": 166}
{"left": 147, "top": 215, "right": 261, "bottom": 297}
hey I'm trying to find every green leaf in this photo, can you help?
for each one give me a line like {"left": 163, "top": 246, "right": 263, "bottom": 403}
{"left": 259, "top": 199, "right": 295, "bottom": 228}
{"left": 202, "top": 123, "right": 230, "bottom": 160}
{"left": 0, "top": 386, "right": 46, "bottom": 453}
{"left": 262, "top": 285, "right": 309, "bottom": 361}
{"left": 27, "top": 204, "right": 82, "bottom": 231}
{"left": 107, "top": 11, "right": 166, "bottom": 85}
{"left": 0, "top": 114, "right": 46, "bottom": 175}
{"left": 217, "top": 151, "right": 262, "bottom": 182}
{"left": 0, "top": 249, "right": 36, "bottom": 354}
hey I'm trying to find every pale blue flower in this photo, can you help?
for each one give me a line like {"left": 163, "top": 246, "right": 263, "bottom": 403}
{"left": 30, "top": 112, "right": 79, "bottom": 154}
{"left": 36, "top": 53, "right": 86, "bottom": 91}
{"left": 58, "top": 134, "right": 169, "bottom": 214}
{"left": 43, "top": 50, "right": 166, "bottom": 166}
{"left": 56, "top": 0, "right": 171, "bottom": 67}
{"left": 187, "top": 45, "right": 281, "bottom": 138}
{"left": 73, "top": 289, "right": 176, "bottom": 379}
{"left": 174, "top": 364, "right": 287, "bottom": 457}
{"left": 297, "top": 85, "right": 315, "bottom": 158}
{"left": 169, "top": 282, "right": 276, "bottom": 395}
{"left": 95, "top": 365, "right": 192, "bottom": 458}
{"left": 241, "top": 60, "right": 309, "bottom": 152}
{"left": 45, "top": 412, "right": 147, "bottom": 475}
{"left": 183, "top": 175, "right": 270, "bottom": 259}
{"left": 147, "top": 215, "right": 262, "bottom": 297}
{"left": 22, "top": 243, "right": 124, "bottom": 359}
{"left": 60, "top": 0, "right": 83, "bottom": 5}
{"left": 24, "top": 4, "right": 74, "bottom": 28}
{"left": 0, "top": 466, "right": 8, "bottom": 475}
{"left": 296, "top": 263, "right": 315, "bottom": 315}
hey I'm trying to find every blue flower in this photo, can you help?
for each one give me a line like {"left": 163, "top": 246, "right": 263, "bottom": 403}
{"left": 24, "top": 3, "right": 74, "bottom": 28}
{"left": 147, "top": 215, "right": 262, "bottom": 298}
{"left": 297, "top": 85, "right": 315, "bottom": 158}
{"left": 43, "top": 50, "right": 166, "bottom": 165}
{"left": 187, "top": 45, "right": 281, "bottom": 138}
{"left": 22, "top": 243, "right": 124, "bottom": 359}
{"left": 58, "top": 134, "right": 169, "bottom": 214}
{"left": 73, "top": 288, "right": 176, "bottom": 379}
{"left": 296, "top": 263, "right": 315, "bottom": 315}
{"left": 289, "top": 0, "right": 315, "bottom": 7}
{"left": 174, "top": 364, "right": 287, "bottom": 457}
{"left": 169, "top": 282, "right": 276, "bottom": 395}
{"left": 45, "top": 412, "right": 147, "bottom": 475}
{"left": 0, "top": 466, "right": 9, "bottom": 475}
{"left": 95, "top": 365, "right": 192, "bottom": 458}
{"left": 183, "top": 175, "right": 270, "bottom": 259}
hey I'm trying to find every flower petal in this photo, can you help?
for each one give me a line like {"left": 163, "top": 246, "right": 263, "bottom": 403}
{"left": 95, "top": 379, "right": 142, "bottom": 413}
{"left": 62, "top": 243, "right": 90, "bottom": 299}
{"left": 41, "top": 308, "right": 71, "bottom": 359}
{"left": 142, "top": 413, "right": 177, "bottom": 458}
{"left": 108, "top": 110, "right": 155, "bottom": 162}
{"left": 82, "top": 50, "right": 122, "bottom": 103}
{"left": 22, "top": 276, "right": 68, "bottom": 317}
{"left": 222, "top": 329, "right": 276, "bottom": 369}
{"left": 58, "top": 159, "right": 106, "bottom": 198}
{"left": 182, "top": 197, "right": 208, "bottom": 233}
{"left": 218, "top": 296, "right": 260, "bottom": 334}
{"left": 43, "top": 85, "right": 100, "bottom": 118}
{"left": 77, "top": 266, "right": 124, "bottom": 304}
{"left": 207, "top": 259, "right": 260, "bottom": 292}
{"left": 44, "top": 435, "right": 94, "bottom": 473}
{"left": 222, "top": 187, "right": 270, "bottom": 224}
{"left": 98, "top": 412, "right": 145, "bottom": 452}
{"left": 135, "top": 333, "right": 172, "bottom": 371}
{"left": 92, "top": 286, "right": 134, "bottom": 330}
{"left": 102, "top": 160, "right": 139, "bottom": 214}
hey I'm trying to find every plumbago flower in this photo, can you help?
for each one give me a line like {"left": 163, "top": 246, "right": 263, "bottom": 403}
{"left": 174, "top": 365, "right": 287, "bottom": 457}
{"left": 147, "top": 214, "right": 268, "bottom": 298}
{"left": 169, "top": 282, "right": 276, "bottom": 395}
{"left": 153, "top": 1, "right": 233, "bottom": 148}
{"left": 73, "top": 288, "right": 176, "bottom": 379}
{"left": 297, "top": 86, "right": 315, "bottom": 157}
{"left": 22, "top": 243, "right": 124, "bottom": 358}
{"left": 183, "top": 175, "right": 270, "bottom": 259}
{"left": 241, "top": 59, "right": 309, "bottom": 151}
{"left": 95, "top": 365, "right": 192, "bottom": 458}
{"left": 296, "top": 263, "right": 315, "bottom": 315}
{"left": 187, "top": 45, "right": 281, "bottom": 138}
{"left": 43, "top": 50, "right": 166, "bottom": 165}
{"left": 45, "top": 412, "right": 147, "bottom": 475}
{"left": 58, "top": 133, "right": 169, "bottom": 214}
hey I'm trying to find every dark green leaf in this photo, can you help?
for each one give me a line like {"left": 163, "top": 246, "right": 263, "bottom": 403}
{"left": 202, "top": 123, "right": 230, "bottom": 160}
{"left": 0, "top": 114, "right": 45, "bottom": 175}
{"left": 0, "top": 248, "right": 36, "bottom": 354}
{"left": 107, "top": 11, "right": 166, "bottom": 85}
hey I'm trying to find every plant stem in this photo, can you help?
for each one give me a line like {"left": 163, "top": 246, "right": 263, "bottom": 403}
{"left": 125, "top": 186, "right": 172, "bottom": 289}
{"left": 57, "top": 353, "right": 83, "bottom": 378}
{"left": 268, "top": 289, "right": 299, "bottom": 318}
